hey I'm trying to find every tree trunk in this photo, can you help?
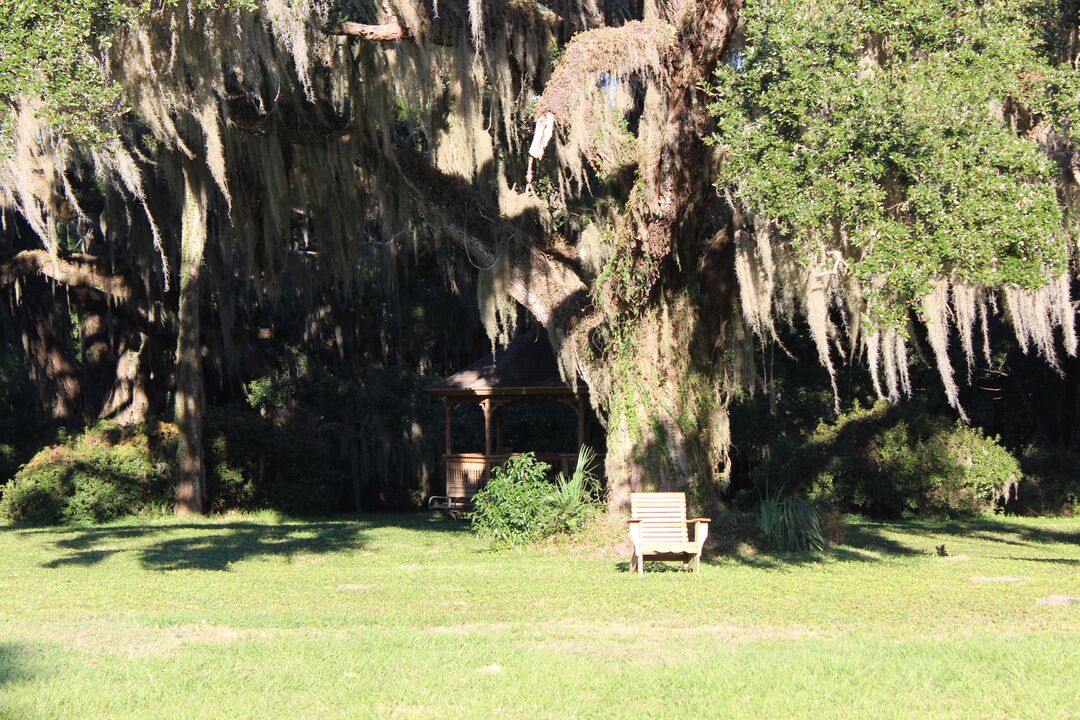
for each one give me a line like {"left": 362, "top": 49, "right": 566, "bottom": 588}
{"left": 99, "top": 331, "right": 153, "bottom": 425}
{"left": 601, "top": 0, "right": 739, "bottom": 509}
{"left": 79, "top": 301, "right": 117, "bottom": 418}
{"left": 175, "top": 165, "right": 208, "bottom": 515}
{"left": 18, "top": 280, "right": 84, "bottom": 425}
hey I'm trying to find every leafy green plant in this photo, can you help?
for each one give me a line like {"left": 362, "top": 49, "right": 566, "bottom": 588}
{"left": 470, "top": 449, "right": 604, "bottom": 546}
{"left": 469, "top": 453, "right": 555, "bottom": 545}
{"left": 758, "top": 486, "right": 826, "bottom": 552}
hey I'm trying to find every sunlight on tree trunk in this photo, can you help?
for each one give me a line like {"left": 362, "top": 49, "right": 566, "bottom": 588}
{"left": 175, "top": 164, "right": 207, "bottom": 516}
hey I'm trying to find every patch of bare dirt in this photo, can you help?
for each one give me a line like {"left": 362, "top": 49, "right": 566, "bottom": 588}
{"left": 427, "top": 621, "right": 515, "bottom": 635}
{"left": 19, "top": 621, "right": 286, "bottom": 658}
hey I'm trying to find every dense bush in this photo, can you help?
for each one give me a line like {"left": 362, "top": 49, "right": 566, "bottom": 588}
{"left": 470, "top": 454, "right": 555, "bottom": 545}
{"left": 0, "top": 406, "right": 353, "bottom": 524}
{"left": 204, "top": 406, "right": 347, "bottom": 515}
{"left": 470, "top": 450, "right": 602, "bottom": 545}
{"left": 0, "top": 422, "right": 176, "bottom": 524}
{"left": 752, "top": 401, "right": 1021, "bottom": 517}
{"left": 1017, "top": 448, "right": 1080, "bottom": 515}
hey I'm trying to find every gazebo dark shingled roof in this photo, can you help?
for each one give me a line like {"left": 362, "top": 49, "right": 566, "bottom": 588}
{"left": 426, "top": 332, "right": 572, "bottom": 397}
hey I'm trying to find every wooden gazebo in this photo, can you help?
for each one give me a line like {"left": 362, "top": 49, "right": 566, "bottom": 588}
{"left": 426, "top": 332, "right": 600, "bottom": 507}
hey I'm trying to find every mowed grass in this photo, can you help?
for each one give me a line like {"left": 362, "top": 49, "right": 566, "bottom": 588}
{"left": 1, "top": 512, "right": 1079, "bottom": 719}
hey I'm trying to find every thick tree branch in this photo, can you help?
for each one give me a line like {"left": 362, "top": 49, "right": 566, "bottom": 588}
{"left": 0, "top": 250, "right": 175, "bottom": 336}
{"left": 325, "top": 21, "right": 408, "bottom": 41}
{"left": 387, "top": 148, "right": 588, "bottom": 331}
{"left": 0, "top": 250, "right": 133, "bottom": 302}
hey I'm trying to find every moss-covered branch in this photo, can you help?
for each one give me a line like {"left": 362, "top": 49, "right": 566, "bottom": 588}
{"left": 0, "top": 249, "right": 132, "bottom": 302}
{"left": 325, "top": 21, "right": 408, "bottom": 41}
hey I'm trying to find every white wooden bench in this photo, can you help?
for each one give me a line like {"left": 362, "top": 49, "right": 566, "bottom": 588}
{"left": 628, "top": 492, "right": 710, "bottom": 575}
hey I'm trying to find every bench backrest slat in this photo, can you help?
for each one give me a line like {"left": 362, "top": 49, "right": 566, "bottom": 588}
{"left": 630, "top": 492, "right": 688, "bottom": 543}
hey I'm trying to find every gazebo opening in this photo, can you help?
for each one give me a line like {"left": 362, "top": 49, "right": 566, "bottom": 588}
{"left": 425, "top": 331, "right": 604, "bottom": 507}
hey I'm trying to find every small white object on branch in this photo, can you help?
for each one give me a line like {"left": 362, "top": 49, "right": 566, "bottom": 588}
{"left": 525, "top": 112, "right": 555, "bottom": 191}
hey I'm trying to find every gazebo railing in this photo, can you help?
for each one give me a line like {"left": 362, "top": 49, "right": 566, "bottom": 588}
{"left": 445, "top": 453, "right": 604, "bottom": 499}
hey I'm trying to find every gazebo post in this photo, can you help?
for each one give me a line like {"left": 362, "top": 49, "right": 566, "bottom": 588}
{"left": 444, "top": 400, "right": 453, "bottom": 456}
{"left": 495, "top": 404, "right": 504, "bottom": 453}
{"left": 481, "top": 398, "right": 494, "bottom": 458}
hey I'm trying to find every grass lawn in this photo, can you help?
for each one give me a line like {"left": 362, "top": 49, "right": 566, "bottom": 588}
{"left": 1, "top": 512, "right": 1079, "bottom": 719}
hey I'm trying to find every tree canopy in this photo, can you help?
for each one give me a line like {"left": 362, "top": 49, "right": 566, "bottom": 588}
{"left": 0, "top": 0, "right": 1077, "bottom": 512}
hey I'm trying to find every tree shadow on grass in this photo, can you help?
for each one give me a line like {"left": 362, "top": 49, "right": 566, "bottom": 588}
{"left": 864, "top": 516, "right": 1080, "bottom": 549}
{"left": 614, "top": 560, "right": 695, "bottom": 574}
{"left": 17, "top": 512, "right": 468, "bottom": 571}
{"left": 987, "top": 556, "right": 1080, "bottom": 566}
{"left": 701, "top": 515, "right": 1080, "bottom": 569}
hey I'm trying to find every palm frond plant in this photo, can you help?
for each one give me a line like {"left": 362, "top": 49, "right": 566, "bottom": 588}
{"left": 758, "top": 483, "right": 826, "bottom": 552}
{"left": 546, "top": 446, "right": 602, "bottom": 535}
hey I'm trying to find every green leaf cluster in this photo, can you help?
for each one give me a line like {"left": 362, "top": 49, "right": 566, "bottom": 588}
{"left": 0, "top": 0, "right": 255, "bottom": 150}
{"left": 758, "top": 489, "right": 826, "bottom": 552}
{"left": 707, "top": 0, "right": 1078, "bottom": 324}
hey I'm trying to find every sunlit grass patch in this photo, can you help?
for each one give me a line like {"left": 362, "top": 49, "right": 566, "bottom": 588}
{"left": 1, "top": 513, "right": 1078, "bottom": 718}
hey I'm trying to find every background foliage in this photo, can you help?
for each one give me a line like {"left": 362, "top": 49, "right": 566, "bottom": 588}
{"left": 708, "top": 0, "right": 1077, "bottom": 322}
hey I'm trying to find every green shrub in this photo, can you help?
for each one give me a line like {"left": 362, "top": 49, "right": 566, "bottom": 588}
{"left": 754, "top": 401, "right": 1022, "bottom": 517}
{"left": 470, "top": 450, "right": 603, "bottom": 546}
{"left": 758, "top": 487, "right": 826, "bottom": 552}
{"left": 1017, "top": 447, "right": 1080, "bottom": 515}
{"left": 0, "top": 458, "right": 68, "bottom": 524}
{"left": 204, "top": 407, "right": 346, "bottom": 515}
{"left": 470, "top": 454, "right": 555, "bottom": 545}
{"left": 0, "top": 422, "right": 176, "bottom": 525}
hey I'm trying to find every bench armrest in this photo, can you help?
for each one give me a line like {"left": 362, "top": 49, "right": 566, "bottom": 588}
{"left": 688, "top": 517, "right": 710, "bottom": 546}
